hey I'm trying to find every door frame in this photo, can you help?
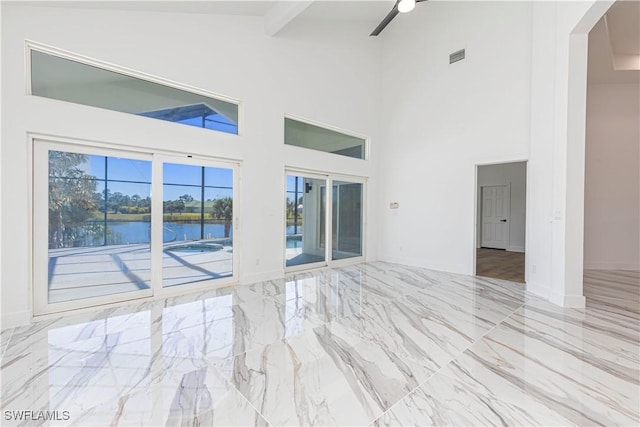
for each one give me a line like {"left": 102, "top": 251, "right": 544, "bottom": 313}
{"left": 153, "top": 154, "right": 241, "bottom": 296}
{"left": 473, "top": 160, "right": 528, "bottom": 279}
{"left": 283, "top": 168, "right": 366, "bottom": 273}
{"left": 32, "top": 136, "right": 241, "bottom": 316}
{"left": 284, "top": 169, "right": 330, "bottom": 272}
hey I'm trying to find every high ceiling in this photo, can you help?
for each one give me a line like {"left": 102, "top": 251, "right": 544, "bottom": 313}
{"left": 22, "top": 0, "right": 397, "bottom": 29}
{"left": 22, "top": 0, "right": 399, "bottom": 38}
{"left": 22, "top": 0, "right": 640, "bottom": 83}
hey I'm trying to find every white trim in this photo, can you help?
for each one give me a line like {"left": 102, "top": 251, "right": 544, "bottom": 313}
{"left": 27, "top": 132, "right": 243, "bottom": 163}
{"left": 283, "top": 168, "right": 367, "bottom": 274}
{"left": 381, "top": 255, "right": 469, "bottom": 276}
{"left": 1, "top": 310, "right": 31, "bottom": 330}
{"left": 32, "top": 140, "right": 156, "bottom": 316}
{"left": 583, "top": 262, "right": 640, "bottom": 271}
{"left": 25, "top": 40, "right": 244, "bottom": 136}
{"left": 31, "top": 137, "right": 243, "bottom": 317}
{"left": 284, "top": 114, "right": 370, "bottom": 161}
{"left": 550, "top": 291, "right": 586, "bottom": 308}
{"left": 525, "top": 279, "right": 550, "bottom": 300}
{"left": 473, "top": 160, "right": 529, "bottom": 278}
{"left": 284, "top": 169, "right": 329, "bottom": 272}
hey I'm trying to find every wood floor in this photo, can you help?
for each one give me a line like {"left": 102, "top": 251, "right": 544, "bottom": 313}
{"left": 476, "top": 248, "right": 525, "bottom": 283}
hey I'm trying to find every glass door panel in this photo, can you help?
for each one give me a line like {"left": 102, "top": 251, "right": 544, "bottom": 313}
{"left": 162, "top": 162, "right": 234, "bottom": 287}
{"left": 285, "top": 174, "right": 327, "bottom": 268}
{"left": 332, "top": 181, "right": 363, "bottom": 261}
{"left": 46, "top": 149, "right": 152, "bottom": 304}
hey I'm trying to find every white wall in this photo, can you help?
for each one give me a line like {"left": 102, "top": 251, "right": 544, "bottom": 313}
{"left": 477, "top": 162, "right": 527, "bottom": 253}
{"left": 584, "top": 83, "right": 640, "bottom": 270}
{"left": 378, "top": 0, "right": 604, "bottom": 307}
{"left": 529, "top": 0, "right": 611, "bottom": 307}
{"left": 378, "top": 1, "right": 532, "bottom": 273}
{"left": 0, "top": 4, "right": 381, "bottom": 328}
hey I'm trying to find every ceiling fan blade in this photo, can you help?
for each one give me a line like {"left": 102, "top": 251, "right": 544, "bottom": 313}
{"left": 370, "top": 2, "right": 400, "bottom": 36}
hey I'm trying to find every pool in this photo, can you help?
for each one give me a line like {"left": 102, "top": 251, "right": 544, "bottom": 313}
{"left": 164, "top": 242, "right": 224, "bottom": 253}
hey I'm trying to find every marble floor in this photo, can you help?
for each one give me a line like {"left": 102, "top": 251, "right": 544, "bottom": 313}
{"left": 1, "top": 262, "right": 638, "bottom": 426}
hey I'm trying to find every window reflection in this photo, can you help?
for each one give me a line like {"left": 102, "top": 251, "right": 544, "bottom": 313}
{"left": 47, "top": 311, "right": 152, "bottom": 425}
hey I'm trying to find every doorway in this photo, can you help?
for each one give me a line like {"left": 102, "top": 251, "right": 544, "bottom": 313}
{"left": 475, "top": 161, "right": 527, "bottom": 283}
{"left": 583, "top": 1, "right": 640, "bottom": 309}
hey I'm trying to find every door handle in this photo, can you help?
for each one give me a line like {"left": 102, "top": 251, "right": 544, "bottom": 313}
{"left": 499, "top": 219, "right": 507, "bottom": 222}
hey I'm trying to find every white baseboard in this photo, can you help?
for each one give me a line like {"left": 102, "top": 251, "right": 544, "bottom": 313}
{"left": 240, "top": 269, "right": 284, "bottom": 286}
{"left": 525, "top": 279, "right": 550, "bottom": 300}
{"left": 550, "top": 291, "right": 586, "bottom": 308}
{"left": 583, "top": 261, "right": 640, "bottom": 271}
{"left": 1, "top": 310, "right": 31, "bottom": 330}
{"left": 507, "top": 246, "right": 525, "bottom": 253}
{"left": 379, "top": 255, "right": 470, "bottom": 275}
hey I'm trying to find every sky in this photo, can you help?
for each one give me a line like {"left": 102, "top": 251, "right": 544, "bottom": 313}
{"left": 80, "top": 154, "right": 233, "bottom": 202}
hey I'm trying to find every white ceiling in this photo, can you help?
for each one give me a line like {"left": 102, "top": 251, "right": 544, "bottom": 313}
{"left": 22, "top": 1, "right": 279, "bottom": 16}
{"left": 22, "top": 0, "right": 395, "bottom": 21}
{"left": 588, "top": 0, "right": 640, "bottom": 84}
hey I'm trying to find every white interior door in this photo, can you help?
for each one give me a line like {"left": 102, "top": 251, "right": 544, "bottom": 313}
{"left": 481, "top": 185, "right": 510, "bottom": 249}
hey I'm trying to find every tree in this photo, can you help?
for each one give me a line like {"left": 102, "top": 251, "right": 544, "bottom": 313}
{"left": 179, "top": 194, "right": 194, "bottom": 203}
{"left": 212, "top": 197, "right": 233, "bottom": 238}
{"left": 48, "top": 151, "right": 98, "bottom": 249}
{"left": 163, "top": 200, "right": 184, "bottom": 215}
{"left": 108, "top": 192, "right": 125, "bottom": 214}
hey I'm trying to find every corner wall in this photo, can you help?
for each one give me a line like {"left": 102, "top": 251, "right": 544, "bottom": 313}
{"left": 378, "top": 1, "right": 532, "bottom": 273}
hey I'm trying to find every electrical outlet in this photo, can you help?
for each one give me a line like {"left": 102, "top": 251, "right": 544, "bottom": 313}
{"left": 390, "top": 202, "right": 399, "bottom": 209}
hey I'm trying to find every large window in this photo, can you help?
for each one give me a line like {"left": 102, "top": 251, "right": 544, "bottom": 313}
{"left": 30, "top": 48, "right": 239, "bottom": 135}
{"left": 284, "top": 117, "right": 367, "bottom": 160}
{"left": 33, "top": 140, "right": 239, "bottom": 315}
{"left": 46, "top": 150, "right": 153, "bottom": 304}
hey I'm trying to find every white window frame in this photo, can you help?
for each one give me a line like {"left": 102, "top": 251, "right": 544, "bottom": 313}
{"left": 284, "top": 114, "right": 370, "bottom": 161}
{"left": 283, "top": 168, "right": 366, "bottom": 273}
{"left": 26, "top": 41, "right": 244, "bottom": 137}
{"left": 32, "top": 137, "right": 241, "bottom": 316}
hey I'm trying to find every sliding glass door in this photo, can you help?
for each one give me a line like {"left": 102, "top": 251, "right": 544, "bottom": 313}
{"left": 33, "top": 140, "right": 239, "bottom": 315}
{"left": 284, "top": 171, "right": 365, "bottom": 271}
{"left": 332, "top": 180, "right": 363, "bottom": 261}
{"left": 160, "top": 159, "right": 235, "bottom": 287}
{"left": 285, "top": 172, "right": 327, "bottom": 269}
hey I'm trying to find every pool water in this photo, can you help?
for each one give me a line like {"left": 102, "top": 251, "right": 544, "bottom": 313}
{"left": 164, "top": 243, "right": 223, "bottom": 253}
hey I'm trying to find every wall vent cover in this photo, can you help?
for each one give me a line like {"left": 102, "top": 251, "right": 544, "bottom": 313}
{"left": 449, "top": 49, "right": 465, "bottom": 64}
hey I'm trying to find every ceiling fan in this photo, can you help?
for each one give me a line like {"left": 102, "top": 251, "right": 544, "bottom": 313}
{"left": 370, "top": 0, "right": 428, "bottom": 36}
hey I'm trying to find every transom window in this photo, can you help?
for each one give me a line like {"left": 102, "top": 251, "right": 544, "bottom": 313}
{"left": 29, "top": 47, "right": 239, "bottom": 135}
{"left": 284, "top": 117, "right": 367, "bottom": 160}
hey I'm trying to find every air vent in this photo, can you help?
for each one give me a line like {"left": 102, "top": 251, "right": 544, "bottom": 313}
{"left": 449, "top": 49, "right": 465, "bottom": 64}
